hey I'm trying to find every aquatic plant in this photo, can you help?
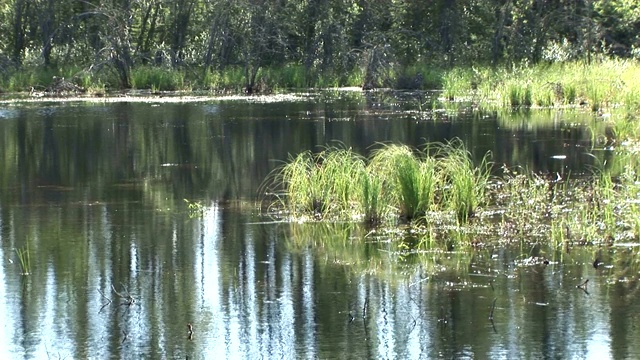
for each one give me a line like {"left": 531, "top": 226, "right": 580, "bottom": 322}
{"left": 277, "top": 147, "right": 367, "bottom": 219}
{"left": 369, "top": 144, "right": 437, "bottom": 221}
{"left": 184, "top": 199, "right": 206, "bottom": 218}
{"left": 269, "top": 140, "right": 493, "bottom": 227}
{"left": 15, "top": 243, "right": 31, "bottom": 276}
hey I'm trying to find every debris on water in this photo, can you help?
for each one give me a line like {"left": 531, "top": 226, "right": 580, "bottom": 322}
{"left": 514, "top": 256, "right": 550, "bottom": 267}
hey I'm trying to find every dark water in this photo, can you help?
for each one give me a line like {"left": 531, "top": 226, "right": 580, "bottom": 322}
{"left": 0, "top": 92, "right": 637, "bottom": 359}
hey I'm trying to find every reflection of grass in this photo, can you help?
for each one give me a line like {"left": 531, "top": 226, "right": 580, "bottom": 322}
{"left": 16, "top": 243, "right": 31, "bottom": 276}
{"left": 286, "top": 222, "right": 476, "bottom": 280}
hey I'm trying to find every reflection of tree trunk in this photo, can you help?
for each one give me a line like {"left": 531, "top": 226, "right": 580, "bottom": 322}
{"left": 40, "top": 115, "right": 61, "bottom": 185}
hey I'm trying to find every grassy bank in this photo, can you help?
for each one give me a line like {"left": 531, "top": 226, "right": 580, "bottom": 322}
{"left": 2, "top": 60, "right": 639, "bottom": 110}
{"left": 439, "top": 59, "right": 640, "bottom": 112}
{"left": 0, "top": 64, "right": 365, "bottom": 94}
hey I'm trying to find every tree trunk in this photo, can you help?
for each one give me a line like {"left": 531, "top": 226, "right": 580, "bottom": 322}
{"left": 12, "top": 0, "right": 27, "bottom": 64}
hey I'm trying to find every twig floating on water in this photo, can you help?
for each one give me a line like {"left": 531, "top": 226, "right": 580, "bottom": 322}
{"left": 98, "top": 288, "right": 112, "bottom": 310}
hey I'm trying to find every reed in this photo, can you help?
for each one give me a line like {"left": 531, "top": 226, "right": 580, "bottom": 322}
{"left": 277, "top": 147, "right": 367, "bottom": 220}
{"left": 441, "top": 68, "right": 472, "bottom": 101}
{"left": 394, "top": 152, "right": 436, "bottom": 220}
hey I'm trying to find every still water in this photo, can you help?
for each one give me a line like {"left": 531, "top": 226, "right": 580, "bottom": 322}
{"left": 0, "top": 91, "right": 637, "bottom": 359}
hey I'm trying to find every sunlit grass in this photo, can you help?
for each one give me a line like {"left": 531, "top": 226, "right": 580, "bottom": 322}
{"left": 440, "top": 59, "right": 640, "bottom": 112}
{"left": 269, "top": 140, "right": 492, "bottom": 226}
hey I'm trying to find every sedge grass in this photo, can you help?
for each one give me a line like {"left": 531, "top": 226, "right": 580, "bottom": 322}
{"left": 269, "top": 142, "right": 640, "bottom": 254}
{"left": 360, "top": 170, "right": 385, "bottom": 225}
{"left": 439, "top": 139, "right": 492, "bottom": 223}
{"left": 271, "top": 141, "right": 491, "bottom": 224}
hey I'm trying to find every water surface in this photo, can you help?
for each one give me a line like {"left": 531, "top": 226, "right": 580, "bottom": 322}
{"left": 0, "top": 92, "right": 636, "bottom": 359}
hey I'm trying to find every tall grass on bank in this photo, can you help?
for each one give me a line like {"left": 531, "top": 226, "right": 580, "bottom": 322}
{"left": 440, "top": 59, "right": 640, "bottom": 111}
{"left": 130, "top": 66, "right": 186, "bottom": 91}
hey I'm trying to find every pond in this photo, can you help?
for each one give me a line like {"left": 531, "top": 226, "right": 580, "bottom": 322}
{"left": 0, "top": 91, "right": 638, "bottom": 359}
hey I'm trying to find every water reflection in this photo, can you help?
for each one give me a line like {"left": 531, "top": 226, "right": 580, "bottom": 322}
{"left": 1, "top": 199, "right": 639, "bottom": 358}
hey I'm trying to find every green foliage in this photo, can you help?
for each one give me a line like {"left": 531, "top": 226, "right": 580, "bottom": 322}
{"left": 1, "top": 0, "right": 638, "bottom": 92}
{"left": 439, "top": 140, "right": 492, "bottom": 222}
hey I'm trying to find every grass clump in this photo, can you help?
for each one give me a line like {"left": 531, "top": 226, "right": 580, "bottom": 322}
{"left": 268, "top": 140, "right": 492, "bottom": 225}
{"left": 277, "top": 147, "right": 366, "bottom": 220}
